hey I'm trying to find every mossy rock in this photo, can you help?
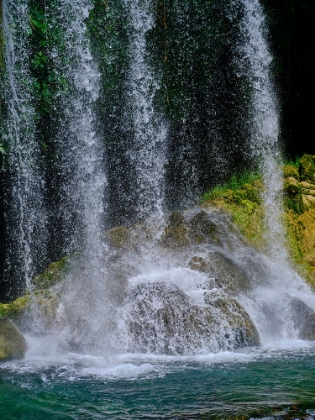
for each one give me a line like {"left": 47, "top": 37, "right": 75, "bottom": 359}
{"left": 0, "top": 319, "right": 26, "bottom": 361}
{"left": 33, "top": 256, "right": 70, "bottom": 289}
{"left": 188, "top": 211, "right": 221, "bottom": 246}
{"left": 0, "top": 295, "right": 31, "bottom": 320}
{"left": 284, "top": 177, "right": 304, "bottom": 214}
{"left": 106, "top": 226, "right": 130, "bottom": 249}
{"left": 0, "top": 291, "right": 60, "bottom": 327}
{"left": 161, "top": 212, "right": 190, "bottom": 248}
{"left": 283, "top": 164, "right": 300, "bottom": 180}
{"left": 299, "top": 154, "right": 315, "bottom": 182}
{"left": 188, "top": 252, "right": 252, "bottom": 293}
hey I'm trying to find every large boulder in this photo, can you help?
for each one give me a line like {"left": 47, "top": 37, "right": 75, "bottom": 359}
{"left": 290, "top": 298, "right": 315, "bottom": 340}
{"left": 188, "top": 252, "right": 252, "bottom": 294}
{"left": 0, "top": 319, "right": 26, "bottom": 361}
{"left": 123, "top": 282, "right": 260, "bottom": 355}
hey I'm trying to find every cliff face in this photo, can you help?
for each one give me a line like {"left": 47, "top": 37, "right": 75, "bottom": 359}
{"left": 201, "top": 155, "right": 315, "bottom": 287}
{"left": 263, "top": 0, "right": 315, "bottom": 156}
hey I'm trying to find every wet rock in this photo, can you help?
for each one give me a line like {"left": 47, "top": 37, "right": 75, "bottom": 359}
{"left": 188, "top": 252, "right": 252, "bottom": 293}
{"left": 106, "top": 226, "right": 131, "bottom": 249}
{"left": 160, "top": 212, "right": 190, "bottom": 248}
{"left": 299, "top": 155, "right": 315, "bottom": 182}
{"left": 284, "top": 177, "right": 304, "bottom": 214}
{"left": 283, "top": 164, "right": 300, "bottom": 180}
{"left": 0, "top": 319, "right": 26, "bottom": 361}
{"left": 290, "top": 298, "right": 315, "bottom": 340}
{"left": 124, "top": 282, "right": 259, "bottom": 355}
{"left": 33, "top": 256, "right": 70, "bottom": 289}
{"left": 188, "top": 210, "right": 222, "bottom": 246}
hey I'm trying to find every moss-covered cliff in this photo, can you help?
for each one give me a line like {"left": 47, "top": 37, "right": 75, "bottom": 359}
{"left": 201, "top": 154, "right": 315, "bottom": 287}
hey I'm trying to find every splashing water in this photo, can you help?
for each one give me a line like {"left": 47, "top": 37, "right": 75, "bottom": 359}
{"left": 235, "top": 0, "right": 285, "bottom": 260}
{"left": 2, "top": 0, "right": 47, "bottom": 292}
{"left": 42, "top": 1, "right": 111, "bottom": 348}
{"left": 123, "top": 0, "right": 168, "bottom": 223}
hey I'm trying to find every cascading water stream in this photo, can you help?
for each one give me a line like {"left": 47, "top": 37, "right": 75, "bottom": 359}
{"left": 124, "top": 0, "right": 167, "bottom": 224}
{"left": 230, "top": 0, "right": 315, "bottom": 342}
{"left": 235, "top": 0, "right": 285, "bottom": 260}
{"left": 50, "top": 0, "right": 106, "bottom": 261}
{"left": 3, "top": 0, "right": 315, "bottom": 361}
{"left": 44, "top": 0, "right": 115, "bottom": 354}
{"left": 2, "top": 0, "right": 47, "bottom": 292}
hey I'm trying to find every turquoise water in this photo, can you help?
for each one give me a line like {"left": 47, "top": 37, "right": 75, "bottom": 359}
{"left": 2, "top": 345, "right": 315, "bottom": 419}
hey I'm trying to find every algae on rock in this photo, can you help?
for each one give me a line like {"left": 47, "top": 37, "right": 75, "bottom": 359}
{"left": 200, "top": 155, "right": 315, "bottom": 288}
{"left": 0, "top": 319, "right": 26, "bottom": 361}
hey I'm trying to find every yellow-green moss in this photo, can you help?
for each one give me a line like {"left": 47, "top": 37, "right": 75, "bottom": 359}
{"left": 201, "top": 178, "right": 266, "bottom": 250}
{"left": 33, "top": 256, "right": 70, "bottom": 289}
{"left": 201, "top": 156, "right": 315, "bottom": 288}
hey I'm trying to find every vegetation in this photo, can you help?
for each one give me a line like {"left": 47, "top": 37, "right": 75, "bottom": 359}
{"left": 201, "top": 155, "right": 315, "bottom": 287}
{"left": 201, "top": 172, "right": 265, "bottom": 250}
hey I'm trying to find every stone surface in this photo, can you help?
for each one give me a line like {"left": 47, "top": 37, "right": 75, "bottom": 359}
{"left": 290, "top": 298, "right": 315, "bottom": 340}
{"left": 0, "top": 319, "right": 26, "bottom": 361}
{"left": 299, "top": 155, "right": 315, "bottom": 182}
{"left": 188, "top": 252, "right": 252, "bottom": 294}
{"left": 124, "top": 282, "right": 260, "bottom": 355}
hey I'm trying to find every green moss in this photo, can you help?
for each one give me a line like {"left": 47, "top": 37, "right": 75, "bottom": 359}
{"left": 201, "top": 172, "right": 265, "bottom": 249}
{"left": 299, "top": 154, "right": 315, "bottom": 182}
{"left": 33, "top": 256, "right": 70, "bottom": 289}
{"left": 0, "top": 294, "right": 31, "bottom": 320}
{"left": 283, "top": 164, "right": 300, "bottom": 180}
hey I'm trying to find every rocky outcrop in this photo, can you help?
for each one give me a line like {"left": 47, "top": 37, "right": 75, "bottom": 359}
{"left": 0, "top": 318, "right": 26, "bottom": 361}
{"left": 124, "top": 282, "right": 260, "bottom": 355}
{"left": 290, "top": 298, "right": 315, "bottom": 340}
{"left": 188, "top": 252, "right": 252, "bottom": 294}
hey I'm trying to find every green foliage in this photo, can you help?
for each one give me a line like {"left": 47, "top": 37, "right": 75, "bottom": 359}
{"left": 28, "top": 1, "right": 68, "bottom": 115}
{"left": 201, "top": 172, "right": 262, "bottom": 203}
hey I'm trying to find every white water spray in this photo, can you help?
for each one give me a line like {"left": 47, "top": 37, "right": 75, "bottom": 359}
{"left": 51, "top": 1, "right": 105, "bottom": 260}
{"left": 235, "top": 0, "right": 285, "bottom": 260}
{"left": 124, "top": 0, "right": 167, "bottom": 223}
{"left": 2, "top": 0, "right": 47, "bottom": 290}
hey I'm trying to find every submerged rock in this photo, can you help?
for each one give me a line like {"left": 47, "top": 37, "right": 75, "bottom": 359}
{"left": 0, "top": 319, "right": 26, "bottom": 361}
{"left": 124, "top": 282, "right": 259, "bottom": 355}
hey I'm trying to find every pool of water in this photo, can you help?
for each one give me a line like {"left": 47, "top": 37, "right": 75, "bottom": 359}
{"left": 2, "top": 343, "right": 315, "bottom": 419}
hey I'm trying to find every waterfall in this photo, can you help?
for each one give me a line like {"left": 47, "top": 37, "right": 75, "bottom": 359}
{"left": 235, "top": 0, "right": 285, "bottom": 260}
{"left": 50, "top": 0, "right": 106, "bottom": 263}
{"left": 43, "top": 0, "right": 114, "bottom": 355}
{"left": 2, "top": 0, "right": 315, "bottom": 358}
{"left": 2, "top": 0, "right": 47, "bottom": 293}
{"left": 123, "top": 0, "right": 167, "bottom": 223}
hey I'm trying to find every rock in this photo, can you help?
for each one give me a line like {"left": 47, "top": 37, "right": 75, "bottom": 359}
{"left": 123, "top": 282, "right": 259, "bottom": 355}
{"left": 299, "top": 155, "right": 315, "bottom": 182}
{"left": 106, "top": 226, "right": 131, "bottom": 249}
{"left": 290, "top": 298, "right": 315, "bottom": 340}
{"left": 160, "top": 212, "right": 190, "bottom": 248}
{"left": 33, "top": 256, "right": 70, "bottom": 289}
{"left": 188, "top": 252, "right": 252, "bottom": 293}
{"left": 284, "top": 177, "right": 304, "bottom": 214}
{"left": 188, "top": 210, "right": 222, "bottom": 246}
{"left": 0, "top": 319, "right": 26, "bottom": 361}
{"left": 283, "top": 164, "right": 300, "bottom": 180}
{"left": 0, "top": 291, "right": 61, "bottom": 329}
